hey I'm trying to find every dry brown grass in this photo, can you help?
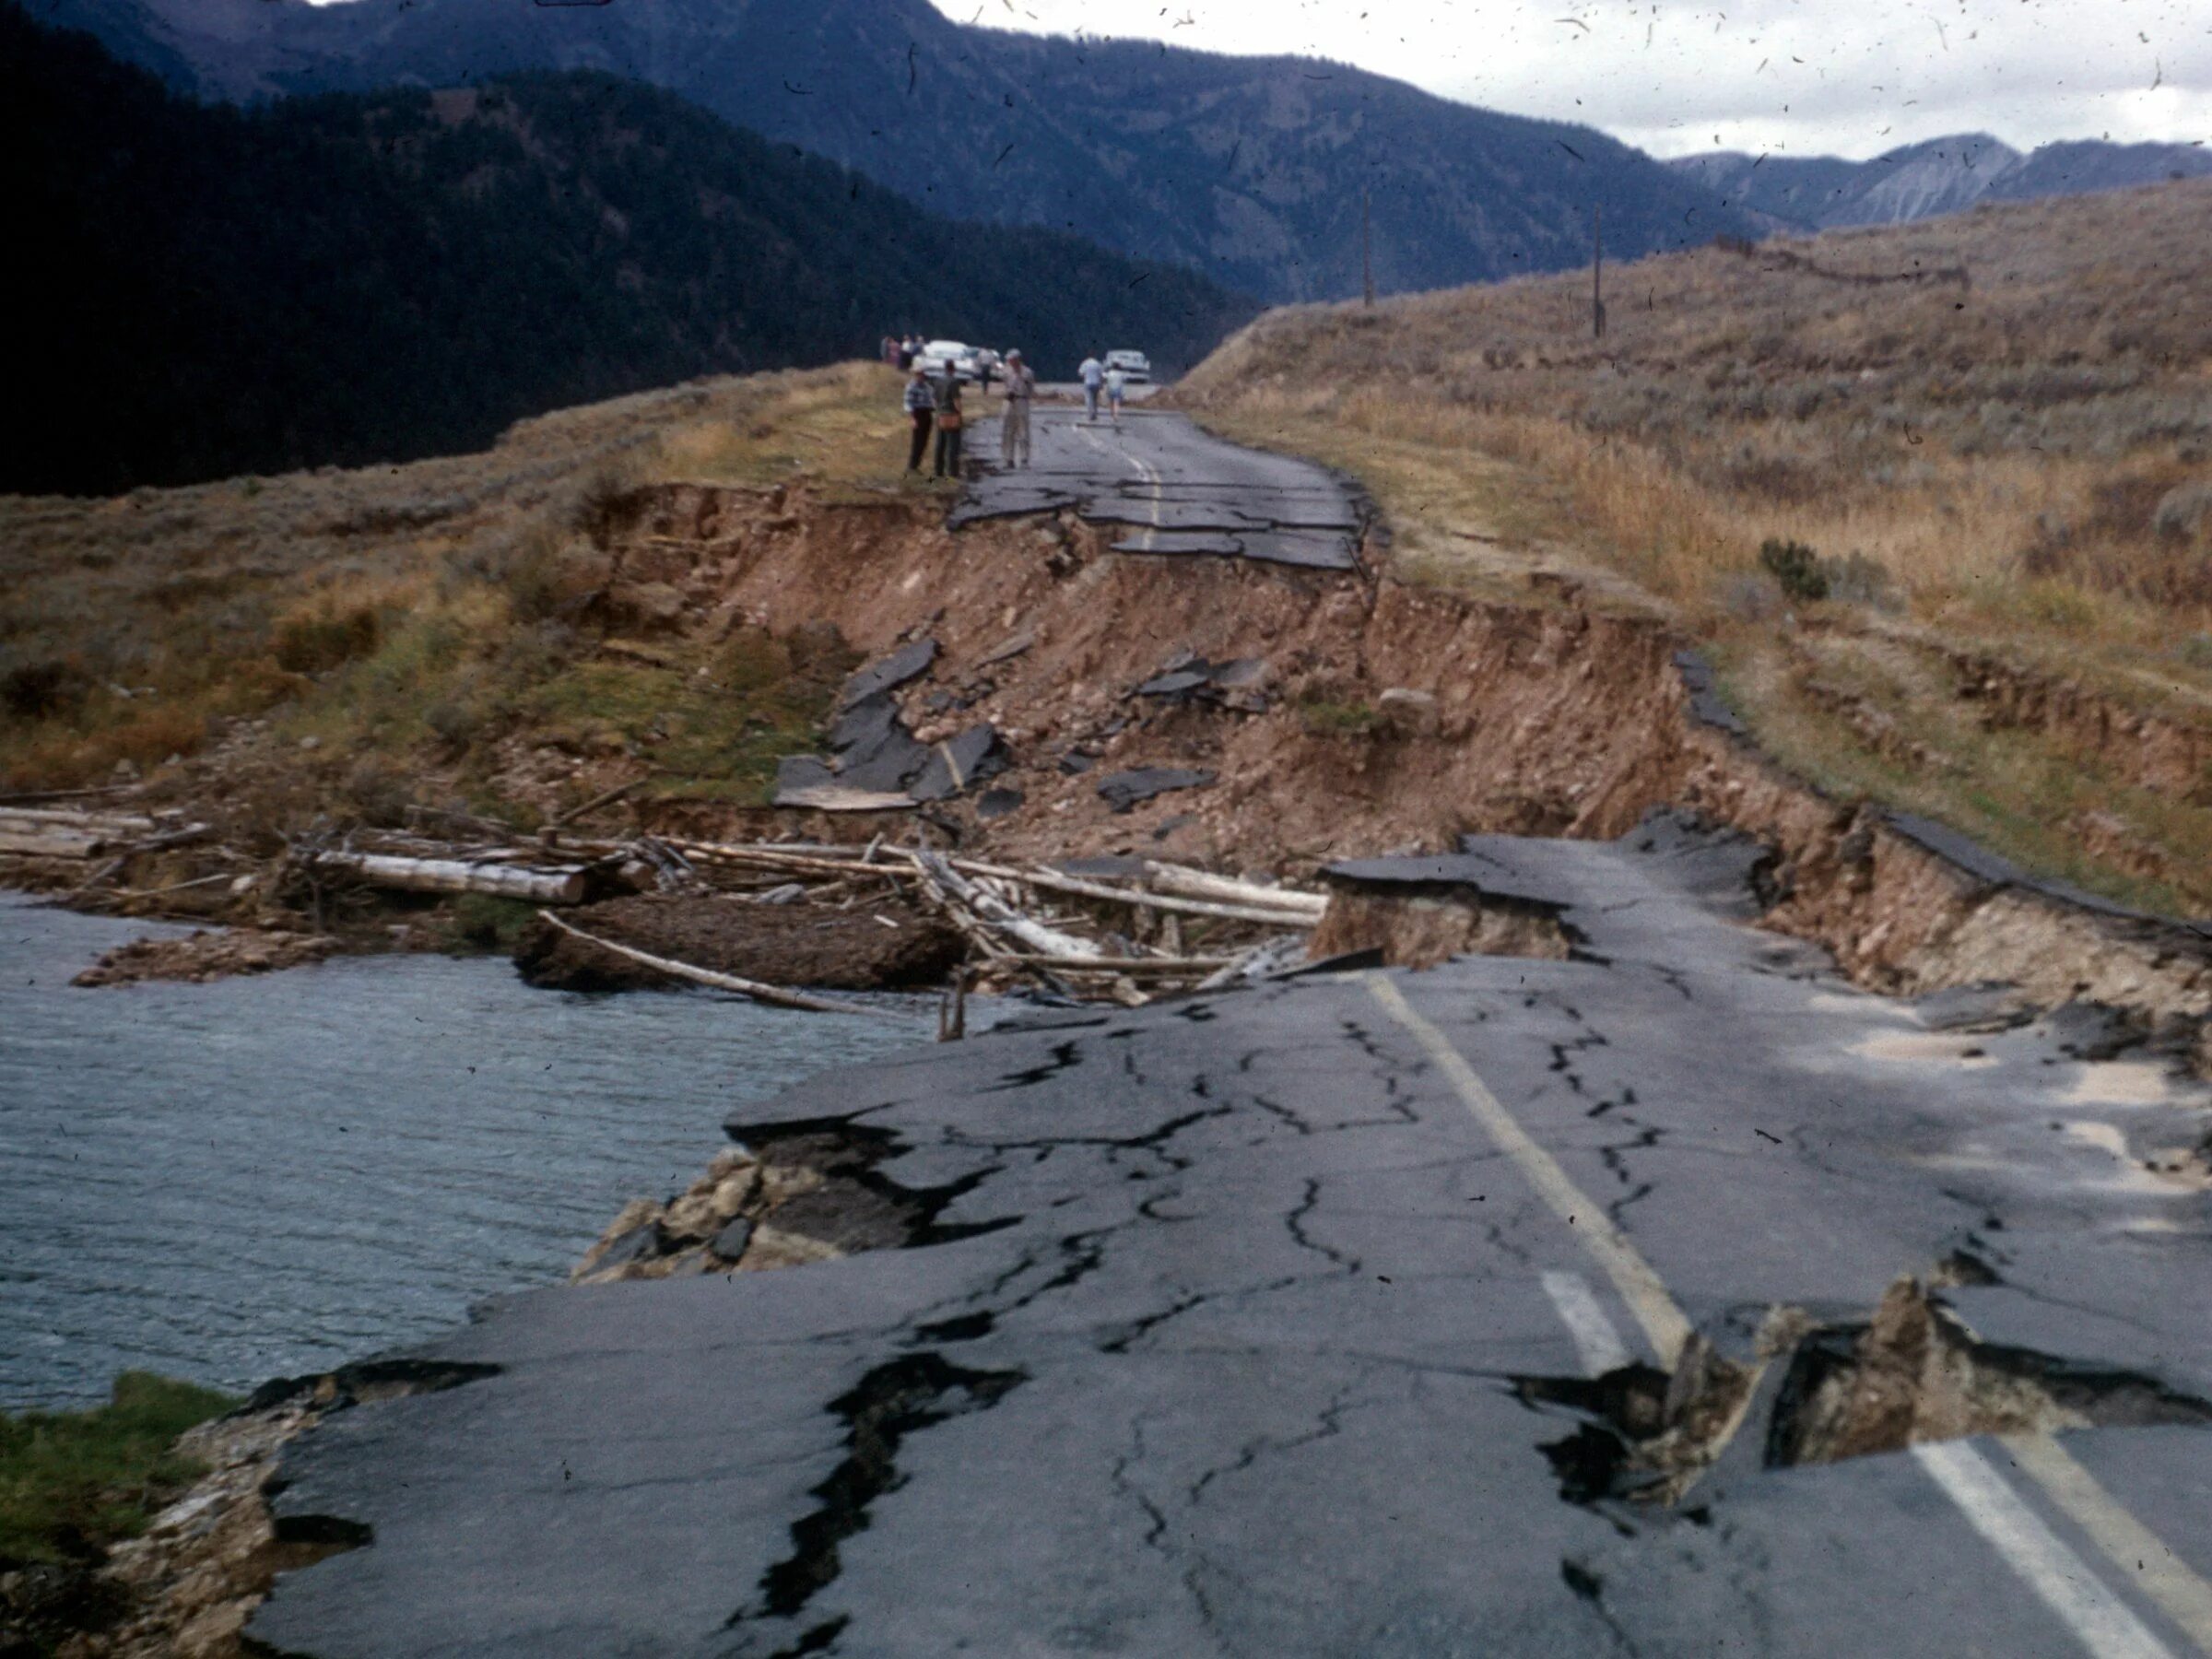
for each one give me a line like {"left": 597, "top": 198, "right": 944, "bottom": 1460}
{"left": 0, "top": 363, "right": 911, "bottom": 818}
{"left": 1182, "top": 182, "right": 2212, "bottom": 912}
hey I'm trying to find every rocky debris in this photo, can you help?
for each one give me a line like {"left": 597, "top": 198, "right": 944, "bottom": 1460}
{"left": 71, "top": 929, "right": 338, "bottom": 989}
{"left": 1096, "top": 767, "right": 1216, "bottom": 814}
{"left": 571, "top": 1119, "right": 968, "bottom": 1285}
{"left": 512, "top": 893, "right": 962, "bottom": 994}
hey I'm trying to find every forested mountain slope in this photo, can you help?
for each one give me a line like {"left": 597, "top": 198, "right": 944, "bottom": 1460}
{"left": 4, "top": 5, "right": 1252, "bottom": 494}
{"left": 46, "top": 0, "right": 1760, "bottom": 302}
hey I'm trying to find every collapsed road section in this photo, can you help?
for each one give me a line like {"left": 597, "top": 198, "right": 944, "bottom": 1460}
{"left": 951, "top": 404, "right": 1366, "bottom": 571}
{"left": 243, "top": 816, "right": 2212, "bottom": 1657}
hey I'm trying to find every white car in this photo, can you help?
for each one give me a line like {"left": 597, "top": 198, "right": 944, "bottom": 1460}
{"left": 917, "top": 341, "right": 994, "bottom": 384}
{"left": 1105, "top": 349, "right": 1152, "bottom": 382}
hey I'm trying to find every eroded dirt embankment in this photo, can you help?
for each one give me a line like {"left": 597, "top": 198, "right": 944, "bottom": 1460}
{"left": 603, "top": 481, "right": 2211, "bottom": 1053}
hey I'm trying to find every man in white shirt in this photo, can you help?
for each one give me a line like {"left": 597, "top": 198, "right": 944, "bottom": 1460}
{"left": 999, "top": 349, "right": 1037, "bottom": 467}
{"left": 1077, "top": 352, "right": 1105, "bottom": 424}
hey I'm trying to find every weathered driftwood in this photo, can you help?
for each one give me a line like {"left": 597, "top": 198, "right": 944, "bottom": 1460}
{"left": 915, "top": 852, "right": 1096, "bottom": 960}
{"left": 0, "top": 806, "right": 159, "bottom": 832}
{"left": 956, "top": 861, "right": 1319, "bottom": 928}
{"left": 0, "top": 830, "right": 106, "bottom": 858}
{"left": 1137, "top": 862, "right": 1328, "bottom": 919}
{"left": 993, "top": 952, "right": 1238, "bottom": 973}
{"left": 551, "top": 779, "right": 641, "bottom": 827}
{"left": 306, "top": 851, "right": 589, "bottom": 904}
{"left": 534, "top": 912, "right": 865, "bottom": 1015}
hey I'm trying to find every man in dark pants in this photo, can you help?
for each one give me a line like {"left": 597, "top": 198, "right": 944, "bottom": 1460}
{"left": 932, "top": 365, "right": 965, "bottom": 479}
{"left": 903, "top": 365, "right": 935, "bottom": 473}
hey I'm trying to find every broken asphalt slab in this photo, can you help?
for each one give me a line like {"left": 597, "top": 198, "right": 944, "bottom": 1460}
{"left": 248, "top": 817, "right": 2212, "bottom": 1657}
{"left": 1096, "top": 766, "right": 1216, "bottom": 814}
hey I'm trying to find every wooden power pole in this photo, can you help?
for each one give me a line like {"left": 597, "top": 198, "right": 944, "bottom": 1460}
{"left": 1362, "top": 190, "right": 1375, "bottom": 308}
{"left": 1592, "top": 204, "right": 1606, "bottom": 339}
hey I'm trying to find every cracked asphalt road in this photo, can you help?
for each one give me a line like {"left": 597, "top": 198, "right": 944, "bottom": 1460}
{"left": 248, "top": 820, "right": 2212, "bottom": 1658}
{"left": 950, "top": 404, "right": 1362, "bottom": 570}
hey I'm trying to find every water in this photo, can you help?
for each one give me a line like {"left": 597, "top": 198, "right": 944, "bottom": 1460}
{"left": 0, "top": 894, "right": 935, "bottom": 1410}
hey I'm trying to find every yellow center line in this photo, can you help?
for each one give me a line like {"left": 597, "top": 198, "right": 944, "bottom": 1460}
{"left": 2005, "top": 1431, "right": 2212, "bottom": 1653}
{"left": 1363, "top": 973, "right": 1693, "bottom": 1368}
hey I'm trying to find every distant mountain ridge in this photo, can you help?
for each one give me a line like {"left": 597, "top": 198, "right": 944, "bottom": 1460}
{"left": 3, "top": 4, "right": 1253, "bottom": 494}
{"left": 1672, "top": 133, "right": 2212, "bottom": 230}
{"left": 45, "top": 0, "right": 1760, "bottom": 302}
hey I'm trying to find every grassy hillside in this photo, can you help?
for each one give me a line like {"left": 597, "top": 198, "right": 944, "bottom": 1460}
{"left": 0, "top": 364, "right": 922, "bottom": 825}
{"left": 2, "top": 4, "right": 1253, "bottom": 495}
{"left": 1181, "top": 182, "right": 2212, "bottom": 914}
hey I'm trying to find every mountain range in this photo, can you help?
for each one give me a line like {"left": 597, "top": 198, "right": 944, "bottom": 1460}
{"left": 1671, "top": 134, "right": 2212, "bottom": 231}
{"left": 41, "top": 0, "right": 1760, "bottom": 303}
{"left": 3, "top": 3, "right": 1253, "bottom": 494}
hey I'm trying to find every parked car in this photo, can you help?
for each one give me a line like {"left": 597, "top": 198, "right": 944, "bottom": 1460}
{"left": 916, "top": 339, "right": 971, "bottom": 380}
{"left": 1105, "top": 349, "right": 1152, "bottom": 382}
{"left": 916, "top": 341, "right": 1005, "bottom": 385}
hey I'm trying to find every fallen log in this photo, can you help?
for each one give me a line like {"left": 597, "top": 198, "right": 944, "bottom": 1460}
{"left": 957, "top": 860, "right": 1320, "bottom": 928}
{"left": 1137, "top": 862, "right": 1328, "bottom": 919}
{"left": 533, "top": 912, "right": 865, "bottom": 1015}
{"left": 0, "top": 806, "right": 159, "bottom": 833}
{"left": 304, "top": 851, "right": 589, "bottom": 904}
{"left": 0, "top": 830, "right": 105, "bottom": 858}
{"left": 915, "top": 852, "right": 1096, "bottom": 960}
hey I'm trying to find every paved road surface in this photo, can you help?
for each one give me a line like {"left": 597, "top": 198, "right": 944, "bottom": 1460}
{"left": 249, "top": 818, "right": 2212, "bottom": 1657}
{"left": 952, "top": 403, "right": 1362, "bottom": 570}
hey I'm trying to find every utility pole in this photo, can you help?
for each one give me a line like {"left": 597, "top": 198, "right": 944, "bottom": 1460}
{"left": 1362, "top": 189, "right": 1375, "bottom": 308}
{"left": 1592, "top": 203, "right": 1606, "bottom": 340}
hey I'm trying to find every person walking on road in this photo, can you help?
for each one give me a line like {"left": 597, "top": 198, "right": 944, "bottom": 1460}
{"left": 903, "top": 364, "right": 935, "bottom": 474}
{"left": 1105, "top": 362, "right": 1128, "bottom": 427}
{"left": 932, "top": 363, "right": 966, "bottom": 480}
{"left": 998, "top": 349, "right": 1036, "bottom": 468}
{"left": 1078, "top": 351, "right": 1105, "bottom": 424}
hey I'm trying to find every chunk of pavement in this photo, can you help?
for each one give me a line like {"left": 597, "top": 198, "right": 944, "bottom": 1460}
{"left": 1135, "top": 656, "right": 1269, "bottom": 702}
{"left": 596, "top": 1220, "right": 664, "bottom": 1271}
{"left": 1058, "top": 749, "right": 1099, "bottom": 775}
{"left": 1135, "top": 669, "right": 1213, "bottom": 699}
{"left": 1097, "top": 768, "right": 1216, "bottom": 814}
{"left": 830, "top": 694, "right": 934, "bottom": 793}
{"left": 910, "top": 725, "right": 1008, "bottom": 802}
{"left": 838, "top": 638, "right": 938, "bottom": 710}
{"left": 977, "top": 787, "right": 1025, "bottom": 822}
{"left": 710, "top": 1218, "right": 754, "bottom": 1264}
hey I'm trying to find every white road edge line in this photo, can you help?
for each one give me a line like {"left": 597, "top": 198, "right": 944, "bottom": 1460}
{"left": 1364, "top": 973, "right": 1694, "bottom": 1368}
{"left": 1539, "top": 1269, "right": 1635, "bottom": 1375}
{"left": 1913, "top": 1441, "right": 2177, "bottom": 1659}
{"left": 2004, "top": 1432, "right": 2212, "bottom": 1654}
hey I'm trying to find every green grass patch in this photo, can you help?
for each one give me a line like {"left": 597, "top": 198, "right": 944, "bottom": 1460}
{"left": 1296, "top": 696, "right": 1379, "bottom": 737}
{"left": 525, "top": 629, "right": 841, "bottom": 805}
{"left": 0, "top": 1372, "right": 237, "bottom": 1568}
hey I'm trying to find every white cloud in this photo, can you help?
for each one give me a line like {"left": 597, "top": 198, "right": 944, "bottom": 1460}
{"left": 934, "top": 0, "right": 2212, "bottom": 159}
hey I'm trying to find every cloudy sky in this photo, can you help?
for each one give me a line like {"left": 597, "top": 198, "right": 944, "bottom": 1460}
{"left": 930, "top": 0, "right": 2211, "bottom": 159}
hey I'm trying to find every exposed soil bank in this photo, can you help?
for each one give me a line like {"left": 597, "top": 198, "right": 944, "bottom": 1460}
{"left": 596, "top": 481, "right": 2209, "bottom": 1054}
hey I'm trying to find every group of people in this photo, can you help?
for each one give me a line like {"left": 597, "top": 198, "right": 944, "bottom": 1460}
{"left": 898, "top": 346, "right": 1133, "bottom": 481}
{"left": 902, "top": 347, "right": 1038, "bottom": 479}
